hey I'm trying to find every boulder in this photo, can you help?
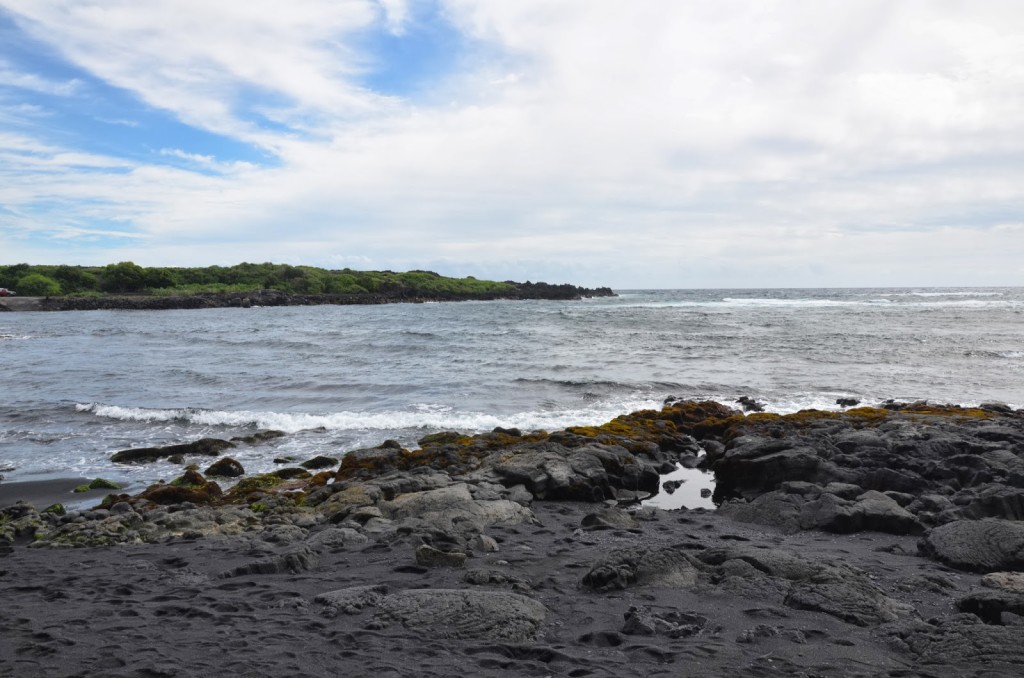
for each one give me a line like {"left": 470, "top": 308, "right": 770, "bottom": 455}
{"left": 415, "top": 544, "right": 468, "bottom": 568}
{"left": 920, "top": 519, "right": 1024, "bottom": 572}
{"left": 718, "top": 491, "right": 806, "bottom": 533}
{"left": 380, "top": 483, "right": 534, "bottom": 537}
{"left": 582, "top": 547, "right": 701, "bottom": 592}
{"left": 580, "top": 507, "right": 640, "bottom": 531}
{"left": 204, "top": 457, "right": 245, "bottom": 478}
{"left": 485, "top": 442, "right": 659, "bottom": 501}
{"left": 300, "top": 456, "right": 338, "bottom": 470}
{"left": 801, "top": 490, "right": 922, "bottom": 535}
{"left": 711, "top": 438, "right": 838, "bottom": 500}
{"left": 961, "top": 485, "right": 1024, "bottom": 520}
{"left": 621, "top": 606, "right": 708, "bottom": 638}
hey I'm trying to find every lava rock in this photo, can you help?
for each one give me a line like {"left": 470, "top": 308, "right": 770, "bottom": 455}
{"left": 920, "top": 519, "right": 1024, "bottom": 572}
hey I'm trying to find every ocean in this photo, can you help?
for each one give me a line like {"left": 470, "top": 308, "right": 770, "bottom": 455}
{"left": 1, "top": 287, "right": 1021, "bottom": 505}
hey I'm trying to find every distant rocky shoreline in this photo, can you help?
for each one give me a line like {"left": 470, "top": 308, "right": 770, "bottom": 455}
{"left": 4, "top": 399, "right": 1024, "bottom": 676}
{"left": 0, "top": 280, "right": 615, "bottom": 312}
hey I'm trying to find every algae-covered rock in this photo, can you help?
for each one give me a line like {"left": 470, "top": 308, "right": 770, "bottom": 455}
{"left": 89, "top": 478, "right": 121, "bottom": 490}
{"left": 300, "top": 456, "right": 338, "bottom": 470}
{"left": 205, "top": 457, "right": 245, "bottom": 477}
{"left": 73, "top": 478, "right": 121, "bottom": 492}
{"left": 274, "top": 467, "right": 312, "bottom": 480}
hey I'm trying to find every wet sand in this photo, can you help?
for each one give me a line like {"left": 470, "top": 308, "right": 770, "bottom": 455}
{"left": 0, "top": 478, "right": 92, "bottom": 510}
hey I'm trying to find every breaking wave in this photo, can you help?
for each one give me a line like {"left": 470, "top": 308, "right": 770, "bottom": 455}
{"left": 75, "top": 399, "right": 665, "bottom": 435}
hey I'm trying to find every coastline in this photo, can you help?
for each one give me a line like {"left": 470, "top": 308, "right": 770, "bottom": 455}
{"left": 0, "top": 282, "right": 616, "bottom": 313}
{"left": 3, "top": 400, "right": 1024, "bottom": 676}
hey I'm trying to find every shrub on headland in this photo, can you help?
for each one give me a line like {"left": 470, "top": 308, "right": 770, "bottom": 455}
{"left": 0, "top": 262, "right": 612, "bottom": 302}
{"left": 16, "top": 273, "right": 61, "bottom": 296}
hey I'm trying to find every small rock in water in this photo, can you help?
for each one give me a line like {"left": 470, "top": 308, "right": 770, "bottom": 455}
{"left": 836, "top": 397, "right": 860, "bottom": 407}
{"left": 300, "top": 455, "right": 338, "bottom": 470}
{"left": 736, "top": 396, "right": 766, "bottom": 412}
{"left": 663, "top": 480, "right": 683, "bottom": 494}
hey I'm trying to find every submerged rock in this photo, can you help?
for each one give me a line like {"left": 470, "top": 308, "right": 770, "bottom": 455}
{"left": 112, "top": 438, "right": 236, "bottom": 464}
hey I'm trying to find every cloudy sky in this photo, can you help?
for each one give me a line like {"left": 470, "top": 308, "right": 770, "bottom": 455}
{"left": 1, "top": 1, "right": 1022, "bottom": 288}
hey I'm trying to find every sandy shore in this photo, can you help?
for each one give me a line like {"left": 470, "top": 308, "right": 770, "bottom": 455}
{"left": 0, "top": 478, "right": 93, "bottom": 509}
{"left": 0, "top": 501, "right": 988, "bottom": 678}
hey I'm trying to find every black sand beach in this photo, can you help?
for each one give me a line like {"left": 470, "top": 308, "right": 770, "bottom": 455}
{"left": 0, "top": 478, "right": 113, "bottom": 512}
{"left": 4, "top": 401, "right": 1024, "bottom": 677}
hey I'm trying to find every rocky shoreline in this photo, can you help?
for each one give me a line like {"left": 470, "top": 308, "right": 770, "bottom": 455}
{"left": 3, "top": 399, "right": 1024, "bottom": 676}
{"left": 0, "top": 281, "right": 616, "bottom": 312}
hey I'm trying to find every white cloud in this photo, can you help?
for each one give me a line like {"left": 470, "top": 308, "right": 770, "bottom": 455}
{"left": 0, "top": 59, "right": 81, "bottom": 96}
{"left": 1, "top": 1, "right": 1023, "bottom": 286}
{"left": 376, "top": 0, "right": 411, "bottom": 35}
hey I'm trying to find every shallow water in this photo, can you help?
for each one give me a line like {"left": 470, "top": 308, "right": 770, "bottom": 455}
{"left": 1, "top": 287, "right": 1021, "bottom": 500}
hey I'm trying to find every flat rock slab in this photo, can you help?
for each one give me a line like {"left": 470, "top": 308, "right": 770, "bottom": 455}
{"left": 890, "top": 616, "right": 1024, "bottom": 672}
{"left": 376, "top": 589, "right": 547, "bottom": 641}
{"left": 920, "top": 519, "right": 1024, "bottom": 572}
{"left": 701, "top": 545, "right": 906, "bottom": 626}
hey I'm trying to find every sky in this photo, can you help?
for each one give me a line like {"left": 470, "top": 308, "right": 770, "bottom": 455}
{"left": 0, "top": 0, "right": 1022, "bottom": 288}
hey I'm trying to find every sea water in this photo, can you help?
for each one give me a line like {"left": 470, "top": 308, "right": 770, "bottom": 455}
{"left": 1, "top": 288, "right": 1021, "bottom": 505}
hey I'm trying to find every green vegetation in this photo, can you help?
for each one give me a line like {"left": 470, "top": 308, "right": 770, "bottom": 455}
{"left": 0, "top": 262, "right": 518, "bottom": 298}
{"left": 16, "top": 272, "right": 61, "bottom": 296}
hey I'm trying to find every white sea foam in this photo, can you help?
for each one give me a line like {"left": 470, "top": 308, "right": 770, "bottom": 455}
{"left": 891, "top": 291, "right": 1004, "bottom": 297}
{"left": 76, "top": 398, "right": 665, "bottom": 435}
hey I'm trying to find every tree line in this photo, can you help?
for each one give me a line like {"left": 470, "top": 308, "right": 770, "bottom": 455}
{"left": 0, "top": 262, "right": 517, "bottom": 298}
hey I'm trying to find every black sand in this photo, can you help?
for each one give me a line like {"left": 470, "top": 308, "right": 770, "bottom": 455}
{"left": 0, "top": 501, "right": 987, "bottom": 678}
{"left": 0, "top": 478, "right": 91, "bottom": 510}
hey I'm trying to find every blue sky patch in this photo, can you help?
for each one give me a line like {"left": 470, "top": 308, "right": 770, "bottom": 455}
{"left": 0, "top": 9, "right": 272, "bottom": 171}
{"left": 356, "top": 1, "right": 471, "bottom": 99}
